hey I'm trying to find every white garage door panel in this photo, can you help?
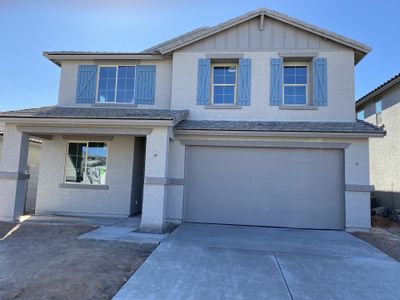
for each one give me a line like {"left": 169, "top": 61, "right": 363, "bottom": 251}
{"left": 184, "top": 146, "right": 344, "bottom": 230}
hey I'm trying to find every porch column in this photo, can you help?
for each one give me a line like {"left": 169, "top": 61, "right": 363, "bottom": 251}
{"left": 0, "top": 123, "right": 30, "bottom": 221}
{"left": 140, "top": 127, "right": 170, "bottom": 233}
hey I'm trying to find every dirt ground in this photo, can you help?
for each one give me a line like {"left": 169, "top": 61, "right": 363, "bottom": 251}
{"left": 353, "top": 216, "right": 400, "bottom": 262}
{"left": 0, "top": 221, "right": 155, "bottom": 300}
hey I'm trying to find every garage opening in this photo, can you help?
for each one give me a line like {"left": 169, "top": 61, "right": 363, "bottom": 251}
{"left": 184, "top": 146, "right": 345, "bottom": 230}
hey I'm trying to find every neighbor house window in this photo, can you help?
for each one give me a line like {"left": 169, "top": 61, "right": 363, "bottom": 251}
{"left": 97, "top": 66, "right": 136, "bottom": 103}
{"left": 212, "top": 65, "right": 237, "bottom": 104}
{"left": 357, "top": 110, "right": 365, "bottom": 121}
{"left": 65, "top": 142, "right": 108, "bottom": 185}
{"left": 375, "top": 100, "right": 382, "bottom": 125}
{"left": 283, "top": 65, "right": 308, "bottom": 105}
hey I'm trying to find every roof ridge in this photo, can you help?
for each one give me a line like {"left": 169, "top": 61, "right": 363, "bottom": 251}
{"left": 143, "top": 26, "right": 210, "bottom": 53}
{"left": 146, "top": 7, "right": 371, "bottom": 56}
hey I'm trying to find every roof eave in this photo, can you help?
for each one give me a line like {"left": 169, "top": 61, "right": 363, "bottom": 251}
{"left": 43, "top": 52, "right": 168, "bottom": 67}
{"left": 0, "top": 116, "right": 178, "bottom": 127}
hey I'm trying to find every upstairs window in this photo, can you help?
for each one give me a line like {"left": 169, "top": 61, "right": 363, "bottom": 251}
{"left": 357, "top": 110, "right": 365, "bottom": 121}
{"left": 97, "top": 66, "right": 136, "bottom": 103}
{"left": 65, "top": 142, "right": 108, "bottom": 185}
{"left": 212, "top": 65, "right": 237, "bottom": 105}
{"left": 375, "top": 100, "right": 382, "bottom": 125}
{"left": 283, "top": 65, "right": 308, "bottom": 105}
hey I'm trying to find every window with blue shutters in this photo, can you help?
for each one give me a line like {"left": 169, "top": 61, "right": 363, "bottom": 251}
{"left": 197, "top": 58, "right": 211, "bottom": 105}
{"left": 76, "top": 65, "right": 98, "bottom": 104}
{"left": 237, "top": 58, "right": 251, "bottom": 106}
{"left": 313, "top": 58, "right": 328, "bottom": 107}
{"left": 135, "top": 65, "right": 156, "bottom": 105}
{"left": 270, "top": 58, "right": 283, "bottom": 106}
{"left": 283, "top": 64, "right": 309, "bottom": 105}
{"left": 212, "top": 64, "right": 237, "bottom": 105}
{"left": 97, "top": 66, "right": 136, "bottom": 103}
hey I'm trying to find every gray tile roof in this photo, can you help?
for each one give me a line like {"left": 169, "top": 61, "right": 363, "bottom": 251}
{"left": 175, "top": 120, "right": 385, "bottom": 135}
{"left": 43, "top": 51, "right": 158, "bottom": 55}
{"left": 144, "top": 8, "right": 371, "bottom": 58}
{"left": 356, "top": 72, "right": 400, "bottom": 108}
{"left": 0, "top": 106, "right": 189, "bottom": 123}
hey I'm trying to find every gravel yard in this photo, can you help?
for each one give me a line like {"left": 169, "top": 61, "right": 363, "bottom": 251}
{"left": 0, "top": 221, "right": 155, "bottom": 300}
{"left": 353, "top": 216, "right": 400, "bottom": 262}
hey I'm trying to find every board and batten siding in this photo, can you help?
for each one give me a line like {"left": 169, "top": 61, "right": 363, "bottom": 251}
{"left": 178, "top": 17, "right": 347, "bottom": 52}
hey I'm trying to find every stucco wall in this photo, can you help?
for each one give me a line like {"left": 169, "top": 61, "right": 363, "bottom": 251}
{"left": 166, "top": 135, "right": 371, "bottom": 230}
{"left": 35, "top": 135, "right": 135, "bottom": 217}
{"left": 58, "top": 59, "right": 172, "bottom": 109}
{"left": 363, "top": 84, "right": 400, "bottom": 209}
{"left": 170, "top": 50, "right": 355, "bottom": 121}
{"left": 0, "top": 138, "right": 41, "bottom": 167}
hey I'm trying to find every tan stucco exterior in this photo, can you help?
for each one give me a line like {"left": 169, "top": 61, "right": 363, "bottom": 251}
{"left": 357, "top": 83, "right": 400, "bottom": 210}
{"left": 0, "top": 11, "right": 378, "bottom": 232}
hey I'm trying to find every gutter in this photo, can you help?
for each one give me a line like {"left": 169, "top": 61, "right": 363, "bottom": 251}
{"left": 174, "top": 129, "right": 385, "bottom": 138}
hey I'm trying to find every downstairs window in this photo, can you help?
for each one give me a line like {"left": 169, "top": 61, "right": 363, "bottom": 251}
{"left": 65, "top": 142, "right": 108, "bottom": 185}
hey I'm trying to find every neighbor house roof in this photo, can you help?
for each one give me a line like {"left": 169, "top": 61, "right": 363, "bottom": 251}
{"left": 175, "top": 120, "right": 385, "bottom": 136}
{"left": 356, "top": 73, "right": 400, "bottom": 109}
{"left": 144, "top": 8, "right": 371, "bottom": 63}
{"left": 0, "top": 106, "right": 188, "bottom": 124}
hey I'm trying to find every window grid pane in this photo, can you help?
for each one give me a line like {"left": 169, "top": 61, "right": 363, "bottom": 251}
{"left": 283, "top": 66, "right": 307, "bottom": 105}
{"left": 212, "top": 66, "right": 236, "bottom": 105}
{"left": 98, "top": 67, "right": 117, "bottom": 102}
{"left": 116, "top": 66, "right": 135, "bottom": 103}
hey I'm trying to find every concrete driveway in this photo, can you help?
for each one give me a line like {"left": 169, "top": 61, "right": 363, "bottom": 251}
{"left": 113, "top": 224, "right": 400, "bottom": 300}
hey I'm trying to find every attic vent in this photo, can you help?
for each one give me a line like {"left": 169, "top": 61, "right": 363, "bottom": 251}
{"left": 259, "top": 14, "right": 264, "bottom": 31}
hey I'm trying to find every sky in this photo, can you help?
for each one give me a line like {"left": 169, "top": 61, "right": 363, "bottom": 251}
{"left": 0, "top": 0, "right": 399, "bottom": 111}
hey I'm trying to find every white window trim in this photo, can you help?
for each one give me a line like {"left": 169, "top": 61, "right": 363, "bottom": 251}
{"left": 64, "top": 141, "right": 109, "bottom": 185}
{"left": 211, "top": 63, "right": 238, "bottom": 105}
{"left": 282, "top": 62, "right": 310, "bottom": 106}
{"left": 96, "top": 65, "right": 137, "bottom": 104}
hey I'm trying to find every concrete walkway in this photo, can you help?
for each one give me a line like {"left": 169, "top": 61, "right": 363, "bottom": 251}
{"left": 113, "top": 223, "right": 400, "bottom": 300}
{"left": 22, "top": 215, "right": 166, "bottom": 245}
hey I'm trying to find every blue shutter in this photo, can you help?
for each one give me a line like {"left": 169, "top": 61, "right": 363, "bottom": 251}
{"left": 313, "top": 58, "right": 328, "bottom": 107}
{"left": 270, "top": 58, "right": 283, "bottom": 106}
{"left": 197, "top": 58, "right": 211, "bottom": 105}
{"left": 76, "top": 65, "right": 97, "bottom": 104}
{"left": 135, "top": 65, "right": 156, "bottom": 105}
{"left": 237, "top": 58, "right": 251, "bottom": 106}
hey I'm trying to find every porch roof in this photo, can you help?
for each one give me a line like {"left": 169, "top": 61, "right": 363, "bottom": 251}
{"left": 0, "top": 106, "right": 189, "bottom": 124}
{"left": 175, "top": 120, "right": 385, "bottom": 136}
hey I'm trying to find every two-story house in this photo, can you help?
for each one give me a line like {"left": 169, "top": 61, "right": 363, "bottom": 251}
{"left": 0, "top": 8, "right": 384, "bottom": 232}
{"left": 356, "top": 73, "right": 400, "bottom": 214}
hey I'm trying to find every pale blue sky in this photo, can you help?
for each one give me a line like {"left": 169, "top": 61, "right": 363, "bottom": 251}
{"left": 0, "top": 0, "right": 399, "bottom": 111}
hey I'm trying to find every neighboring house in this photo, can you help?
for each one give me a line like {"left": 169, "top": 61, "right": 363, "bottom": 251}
{"left": 0, "top": 8, "right": 384, "bottom": 232}
{"left": 0, "top": 122, "right": 42, "bottom": 214}
{"left": 356, "top": 73, "right": 400, "bottom": 211}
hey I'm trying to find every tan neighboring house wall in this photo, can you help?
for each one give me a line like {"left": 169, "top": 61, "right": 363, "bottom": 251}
{"left": 356, "top": 76, "right": 400, "bottom": 210}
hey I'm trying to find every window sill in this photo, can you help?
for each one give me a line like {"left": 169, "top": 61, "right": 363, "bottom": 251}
{"left": 59, "top": 183, "right": 109, "bottom": 190}
{"left": 279, "top": 105, "right": 318, "bottom": 111}
{"left": 92, "top": 103, "right": 137, "bottom": 108}
{"left": 205, "top": 105, "right": 242, "bottom": 109}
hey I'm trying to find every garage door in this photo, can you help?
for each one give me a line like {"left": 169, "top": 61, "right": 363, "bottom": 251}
{"left": 184, "top": 146, "right": 344, "bottom": 230}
